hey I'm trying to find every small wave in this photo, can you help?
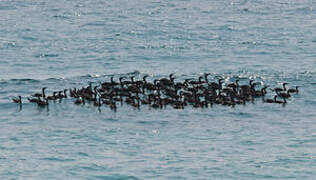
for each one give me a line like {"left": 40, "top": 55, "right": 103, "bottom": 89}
{"left": 0, "top": 5, "right": 17, "bottom": 10}
{"left": 73, "top": 71, "right": 142, "bottom": 80}
{"left": 81, "top": 21, "right": 106, "bottom": 27}
{"left": 93, "top": 175, "right": 140, "bottom": 180}
{"left": 77, "top": 152, "right": 89, "bottom": 157}
{"left": 52, "top": 15, "right": 71, "bottom": 20}
{"left": 79, "top": 163, "right": 109, "bottom": 171}
{"left": 40, "top": 157, "right": 75, "bottom": 162}
{"left": 125, "top": 70, "right": 141, "bottom": 76}
{"left": 35, "top": 53, "right": 59, "bottom": 58}
{"left": 4, "top": 78, "right": 41, "bottom": 85}
{"left": 46, "top": 77, "right": 65, "bottom": 81}
{"left": 0, "top": 77, "right": 67, "bottom": 85}
{"left": 10, "top": 78, "right": 39, "bottom": 82}
{"left": 21, "top": 36, "right": 37, "bottom": 41}
{"left": 229, "top": 112, "right": 254, "bottom": 118}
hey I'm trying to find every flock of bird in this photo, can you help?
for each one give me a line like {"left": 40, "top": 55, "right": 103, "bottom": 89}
{"left": 12, "top": 73, "right": 299, "bottom": 111}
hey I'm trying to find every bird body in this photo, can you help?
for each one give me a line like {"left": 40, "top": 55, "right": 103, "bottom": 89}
{"left": 12, "top": 96, "right": 22, "bottom": 104}
{"left": 37, "top": 98, "right": 48, "bottom": 107}
{"left": 288, "top": 86, "right": 299, "bottom": 94}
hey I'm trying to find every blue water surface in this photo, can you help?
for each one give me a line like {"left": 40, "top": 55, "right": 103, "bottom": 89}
{"left": 1, "top": 0, "right": 316, "bottom": 179}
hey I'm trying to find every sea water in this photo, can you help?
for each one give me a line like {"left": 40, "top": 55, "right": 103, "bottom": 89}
{"left": 0, "top": 0, "right": 316, "bottom": 179}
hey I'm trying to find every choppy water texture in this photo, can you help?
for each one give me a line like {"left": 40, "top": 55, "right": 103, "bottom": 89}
{"left": 1, "top": 0, "right": 316, "bottom": 179}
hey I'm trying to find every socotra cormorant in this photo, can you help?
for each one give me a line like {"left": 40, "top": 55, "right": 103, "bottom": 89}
{"left": 12, "top": 96, "right": 22, "bottom": 104}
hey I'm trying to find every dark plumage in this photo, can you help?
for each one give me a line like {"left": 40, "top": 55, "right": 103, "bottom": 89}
{"left": 288, "top": 86, "right": 299, "bottom": 94}
{"left": 263, "top": 96, "right": 276, "bottom": 103}
{"left": 16, "top": 73, "right": 299, "bottom": 111}
{"left": 12, "top": 96, "right": 22, "bottom": 104}
{"left": 274, "top": 83, "right": 288, "bottom": 92}
{"left": 74, "top": 97, "right": 85, "bottom": 105}
{"left": 37, "top": 98, "right": 48, "bottom": 107}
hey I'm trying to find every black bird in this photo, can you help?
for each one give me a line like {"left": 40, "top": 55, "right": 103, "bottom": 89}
{"left": 288, "top": 86, "right": 299, "bottom": 94}
{"left": 209, "top": 78, "right": 224, "bottom": 90}
{"left": 204, "top": 73, "right": 211, "bottom": 83}
{"left": 74, "top": 97, "right": 85, "bottom": 105}
{"left": 119, "top": 77, "right": 133, "bottom": 86}
{"left": 274, "top": 97, "right": 287, "bottom": 104}
{"left": 254, "top": 86, "right": 268, "bottom": 97}
{"left": 12, "top": 96, "right": 22, "bottom": 104}
{"left": 277, "top": 91, "right": 291, "bottom": 99}
{"left": 159, "top": 73, "right": 175, "bottom": 86}
{"left": 28, "top": 97, "right": 40, "bottom": 103}
{"left": 102, "top": 77, "right": 119, "bottom": 87}
{"left": 37, "top": 98, "right": 48, "bottom": 107}
{"left": 32, "top": 87, "right": 47, "bottom": 98}
{"left": 62, "top": 89, "right": 68, "bottom": 98}
{"left": 47, "top": 92, "right": 57, "bottom": 100}
{"left": 188, "top": 76, "right": 205, "bottom": 85}
{"left": 262, "top": 95, "right": 276, "bottom": 103}
{"left": 274, "top": 83, "right": 288, "bottom": 92}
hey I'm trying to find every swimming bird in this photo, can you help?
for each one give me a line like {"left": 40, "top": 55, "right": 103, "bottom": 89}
{"left": 227, "top": 79, "right": 239, "bottom": 89}
{"left": 69, "top": 88, "right": 77, "bottom": 97}
{"left": 209, "top": 78, "right": 224, "bottom": 90}
{"left": 12, "top": 96, "right": 22, "bottom": 104}
{"left": 102, "top": 77, "right": 119, "bottom": 88}
{"left": 288, "top": 86, "right": 299, "bottom": 94}
{"left": 274, "top": 83, "right": 288, "bottom": 92}
{"left": 119, "top": 77, "right": 133, "bottom": 87}
{"left": 274, "top": 96, "right": 287, "bottom": 104}
{"left": 277, "top": 90, "right": 291, "bottom": 99}
{"left": 37, "top": 98, "right": 48, "bottom": 107}
{"left": 55, "top": 91, "right": 63, "bottom": 99}
{"left": 32, "top": 87, "right": 47, "bottom": 98}
{"left": 159, "top": 73, "right": 175, "bottom": 86}
{"left": 188, "top": 76, "right": 205, "bottom": 85}
{"left": 204, "top": 73, "right": 211, "bottom": 83}
{"left": 254, "top": 86, "right": 268, "bottom": 97}
{"left": 74, "top": 97, "right": 85, "bottom": 105}
{"left": 47, "top": 92, "right": 57, "bottom": 100}
{"left": 262, "top": 95, "right": 276, "bottom": 103}
{"left": 62, "top": 89, "right": 68, "bottom": 98}
{"left": 28, "top": 97, "right": 40, "bottom": 103}
{"left": 143, "top": 79, "right": 158, "bottom": 91}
